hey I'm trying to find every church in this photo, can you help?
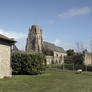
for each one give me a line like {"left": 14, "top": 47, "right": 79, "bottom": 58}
{"left": 25, "top": 25, "right": 66, "bottom": 65}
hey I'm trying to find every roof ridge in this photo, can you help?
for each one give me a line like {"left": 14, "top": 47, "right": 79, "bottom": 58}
{"left": 0, "top": 34, "right": 16, "bottom": 42}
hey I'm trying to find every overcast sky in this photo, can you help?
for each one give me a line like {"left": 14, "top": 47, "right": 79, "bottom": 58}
{"left": 0, "top": 0, "right": 92, "bottom": 51}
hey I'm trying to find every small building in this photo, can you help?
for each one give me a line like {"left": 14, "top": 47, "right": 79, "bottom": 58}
{"left": 0, "top": 34, "right": 16, "bottom": 78}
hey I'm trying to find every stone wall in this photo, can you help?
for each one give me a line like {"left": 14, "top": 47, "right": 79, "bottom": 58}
{"left": 84, "top": 51, "right": 92, "bottom": 65}
{"left": 45, "top": 51, "right": 66, "bottom": 65}
{"left": 45, "top": 56, "right": 54, "bottom": 65}
{"left": 0, "top": 44, "right": 12, "bottom": 78}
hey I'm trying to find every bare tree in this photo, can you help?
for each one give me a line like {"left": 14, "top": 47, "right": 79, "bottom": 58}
{"left": 76, "top": 42, "right": 85, "bottom": 53}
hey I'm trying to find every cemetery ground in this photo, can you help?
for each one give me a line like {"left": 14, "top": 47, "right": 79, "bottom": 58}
{"left": 0, "top": 69, "right": 92, "bottom": 92}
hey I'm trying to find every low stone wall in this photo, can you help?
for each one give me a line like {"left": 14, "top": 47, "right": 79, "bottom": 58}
{"left": 45, "top": 53, "right": 66, "bottom": 65}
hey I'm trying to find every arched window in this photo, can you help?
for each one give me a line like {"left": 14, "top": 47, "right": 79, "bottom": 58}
{"left": 35, "top": 28, "right": 36, "bottom": 33}
{"left": 56, "top": 60, "right": 58, "bottom": 64}
{"left": 51, "top": 60, "right": 54, "bottom": 64}
{"left": 34, "top": 28, "right": 36, "bottom": 33}
{"left": 56, "top": 53, "right": 58, "bottom": 57}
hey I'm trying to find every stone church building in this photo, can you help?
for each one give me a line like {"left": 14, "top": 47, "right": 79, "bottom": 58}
{"left": 0, "top": 34, "right": 15, "bottom": 78}
{"left": 26, "top": 25, "right": 66, "bottom": 65}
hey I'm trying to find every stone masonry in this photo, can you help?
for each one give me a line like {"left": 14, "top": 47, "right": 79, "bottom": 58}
{"left": 0, "top": 44, "right": 11, "bottom": 78}
{"left": 84, "top": 50, "right": 92, "bottom": 65}
{"left": 26, "top": 25, "right": 43, "bottom": 53}
{"left": 0, "top": 34, "right": 15, "bottom": 78}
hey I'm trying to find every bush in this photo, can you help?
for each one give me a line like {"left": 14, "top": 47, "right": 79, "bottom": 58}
{"left": 11, "top": 52, "right": 46, "bottom": 75}
{"left": 65, "top": 53, "right": 84, "bottom": 65}
{"left": 72, "top": 53, "right": 84, "bottom": 65}
{"left": 74, "top": 64, "right": 85, "bottom": 71}
{"left": 86, "top": 65, "right": 92, "bottom": 72}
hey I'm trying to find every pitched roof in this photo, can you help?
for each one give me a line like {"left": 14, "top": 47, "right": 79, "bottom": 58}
{"left": 0, "top": 34, "right": 16, "bottom": 43}
{"left": 12, "top": 44, "right": 18, "bottom": 52}
{"left": 43, "top": 41, "right": 65, "bottom": 53}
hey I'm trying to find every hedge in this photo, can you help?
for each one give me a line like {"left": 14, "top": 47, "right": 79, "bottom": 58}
{"left": 11, "top": 52, "right": 46, "bottom": 75}
{"left": 86, "top": 65, "right": 92, "bottom": 72}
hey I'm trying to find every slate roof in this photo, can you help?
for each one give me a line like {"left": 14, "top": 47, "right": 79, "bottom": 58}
{"left": 43, "top": 41, "right": 65, "bottom": 53}
{"left": 0, "top": 34, "right": 16, "bottom": 43}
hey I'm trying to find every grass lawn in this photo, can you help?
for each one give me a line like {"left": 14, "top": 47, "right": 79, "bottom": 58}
{"left": 0, "top": 70, "right": 92, "bottom": 92}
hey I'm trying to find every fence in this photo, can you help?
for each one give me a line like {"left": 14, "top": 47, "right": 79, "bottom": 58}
{"left": 47, "top": 63, "right": 92, "bottom": 72}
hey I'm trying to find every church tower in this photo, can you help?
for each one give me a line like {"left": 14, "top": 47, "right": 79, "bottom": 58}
{"left": 26, "top": 25, "right": 43, "bottom": 53}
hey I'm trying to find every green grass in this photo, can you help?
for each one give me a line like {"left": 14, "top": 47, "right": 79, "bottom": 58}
{"left": 0, "top": 70, "right": 92, "bottom": 92}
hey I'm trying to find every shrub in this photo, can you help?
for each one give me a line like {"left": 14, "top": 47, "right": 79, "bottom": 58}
{"left": 86, "top": 65, "right": 92, "bottom": 72}
{"left": 11, "top": 53, "right": 22, "bottom": 74}
{"left": 65, "top": 53, "right": 84, "bottom": 65}
{"left": 11, "top": 52, "right": 46, "bottom": 75}
{"left": 72, "top": 53, "right": 84, "bottom": 65}
{"left": 74, "top": 64, "right": 85, "bottom": 71}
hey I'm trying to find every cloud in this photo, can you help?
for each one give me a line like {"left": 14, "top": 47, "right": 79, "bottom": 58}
{"left": 54, "top": 39, "right": 61, "bottom": 46}
{"left": 54, "top": 39, "right": 75, "bottom": 50}
{"left": 0, "top": 29, "right": 27, "bottom": 50}
{"left": 43, "top": 35, "right": 48, "bottom": 41}
{"left": 58, "top": 7, "right": 91, "bottom": 17}
{"left": 54, "top": 39, "right": 92, "bottom": 52}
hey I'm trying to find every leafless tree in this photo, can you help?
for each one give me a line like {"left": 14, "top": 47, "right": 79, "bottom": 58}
{"left": 76, "top": 42, "right": 85, "bottom": 53}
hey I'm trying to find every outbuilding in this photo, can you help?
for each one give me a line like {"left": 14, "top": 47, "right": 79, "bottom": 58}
{"left": 0, "top": 34, "right": 16, "bottom": 78}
